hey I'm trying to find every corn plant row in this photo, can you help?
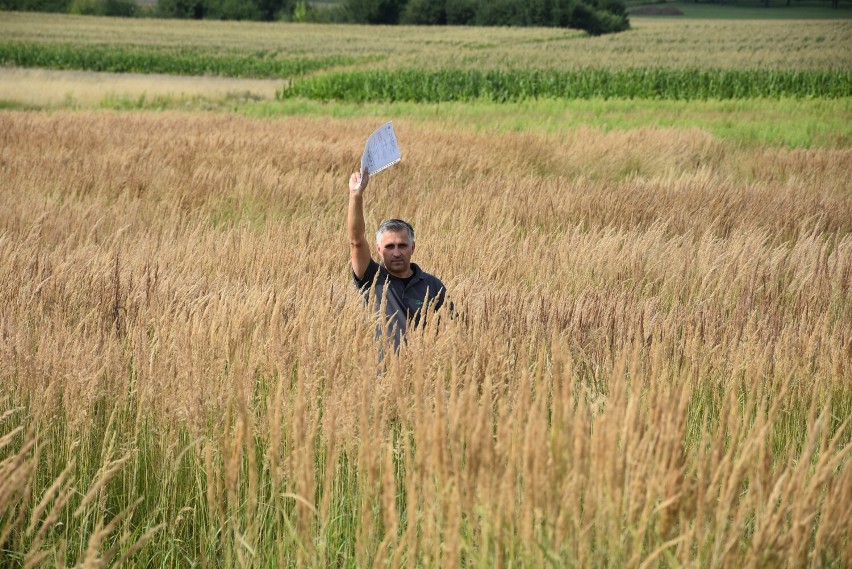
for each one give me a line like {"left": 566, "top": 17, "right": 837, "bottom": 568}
{"left": 279, "top": 68, "right": 852, "bottom": 102}
{"left": 0, "top": 41, "right": 372, "bottom": 79}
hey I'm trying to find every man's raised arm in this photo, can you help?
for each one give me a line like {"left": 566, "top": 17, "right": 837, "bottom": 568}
{"left": 348, "top": 170, "right": 372, "bottom": 280}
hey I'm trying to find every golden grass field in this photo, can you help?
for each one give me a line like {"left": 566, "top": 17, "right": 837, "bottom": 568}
{"left": 1, "top": 108, "right": 851, "bottom": 566}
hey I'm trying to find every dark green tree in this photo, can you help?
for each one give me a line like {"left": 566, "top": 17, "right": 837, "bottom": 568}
{"left": 204, "top": 0, "right": 261, "bottom": 19}
{"left": 528, "top": 0, "right": 552, "bottom": 25}
{"left": 0, "top": 0, "right": 71, "bottom": 11}
{"left": 445, "top": 0, "right": 476, "bottom": 24}
{"left": 475, "top": 0, "right": 531, "bottom": 26}
{"left": 102, "top": 0, "right": 135, "bottom": 16}
{"left": 345, "top": 0, "right": 408, "bottom": 24}
{"left": 157, "top": 0, "right": 206, "bottom": 19}
{"left": 254, "top": 0, "right": 291, "bottom": 20}
{"left": 401, "top": 0, "right": 446, "bottom": 24}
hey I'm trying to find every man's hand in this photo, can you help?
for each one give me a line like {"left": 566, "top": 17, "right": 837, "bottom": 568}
{"left": 350, "top": 169, "right": 369, "bottom": 194}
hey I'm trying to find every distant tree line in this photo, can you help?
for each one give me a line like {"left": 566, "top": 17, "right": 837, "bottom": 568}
{"left": 0, "top": 0, "right": 137, "bottom": 15}
{"left": 2, "top": 0, "right": 846, "bottom": 21}
{"left": 0, "top": 0, "right": 631, "bottom": 34}
{"left": 152, "top": 0, "right": 297, "bottom": 20}
{"left": 346, "top": 0, "right": 629, "bottom": 35}
{"left": 691, "top": 0, "right": 845, "bottom": 5}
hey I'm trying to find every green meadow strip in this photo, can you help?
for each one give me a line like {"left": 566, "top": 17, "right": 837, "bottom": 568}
{"left": 278, "top": 68, "right": 852, "bottom": 102}
{"left": 0, "top": 41, "right": 373, "bottom": 79}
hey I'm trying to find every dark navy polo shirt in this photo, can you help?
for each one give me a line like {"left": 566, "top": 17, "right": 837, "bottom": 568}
{"left": 353, "top": 259, "right": 447, "bottom": 347}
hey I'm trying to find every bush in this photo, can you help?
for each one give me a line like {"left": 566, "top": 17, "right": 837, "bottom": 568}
{"left": 570, "top": 2, "right": 628, "bottom": 35}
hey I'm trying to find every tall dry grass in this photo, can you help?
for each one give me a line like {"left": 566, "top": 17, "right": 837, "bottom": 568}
{"left": 0, "top": 111, "right": 850, "bottom": 566}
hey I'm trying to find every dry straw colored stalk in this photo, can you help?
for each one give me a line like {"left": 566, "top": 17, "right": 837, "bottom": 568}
{"left": 0, "top": 111, "right": 850, "bottom": 566}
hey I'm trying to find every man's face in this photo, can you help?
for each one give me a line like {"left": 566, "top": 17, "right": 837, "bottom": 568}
{"left": 377, "top": 230, "right": 415, "bottom": 278}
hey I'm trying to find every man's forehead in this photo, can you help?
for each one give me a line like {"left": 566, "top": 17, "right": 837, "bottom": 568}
{"left": 379, "top": 230, "right": 411, "bottom": 245}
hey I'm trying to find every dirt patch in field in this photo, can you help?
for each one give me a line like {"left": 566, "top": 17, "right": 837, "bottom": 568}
{"left": 628, "top": 5, "right": 685, "bottom": 15}
{"left": 0, "top": 67, "right": 283, "bottom": 107}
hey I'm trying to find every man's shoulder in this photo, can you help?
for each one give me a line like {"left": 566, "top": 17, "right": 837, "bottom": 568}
{"left": 353, "top": 258, "right": 381, "bottom": 288}
{"left": 411, "top": 264, "right": 446, "bottom": 289}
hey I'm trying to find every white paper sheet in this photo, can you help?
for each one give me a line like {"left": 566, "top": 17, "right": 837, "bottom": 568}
{"left": 360, "top": 121, "right": 401, "bottom": 183}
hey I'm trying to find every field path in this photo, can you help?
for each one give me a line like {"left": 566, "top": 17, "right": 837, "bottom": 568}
{"left": 0, "top": 67, "right": 282, "bottom": 107}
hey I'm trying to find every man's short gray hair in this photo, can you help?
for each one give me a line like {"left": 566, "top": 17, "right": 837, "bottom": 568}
{"left": 375, "top": 219, "right": 415, "bottom": 244}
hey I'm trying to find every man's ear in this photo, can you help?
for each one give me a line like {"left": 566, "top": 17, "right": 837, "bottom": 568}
{"left": 411, "top": 242, "right": 416, "bottom": 254}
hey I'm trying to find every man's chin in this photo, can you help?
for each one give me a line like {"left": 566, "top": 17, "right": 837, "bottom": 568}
{"left": 387, "top": 262, "right": 409, "bottom": 274}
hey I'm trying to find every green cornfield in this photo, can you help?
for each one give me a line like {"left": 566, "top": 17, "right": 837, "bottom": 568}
{"left": 0, "top": 41, "right": 372, "bottom": 79}
{"left": 278, "top": 67, "right": 852, "bottom": 102}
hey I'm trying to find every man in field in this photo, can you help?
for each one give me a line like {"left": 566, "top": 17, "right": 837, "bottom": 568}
{"left": 348, "top": 169, "right": 448, "bottom": 350}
